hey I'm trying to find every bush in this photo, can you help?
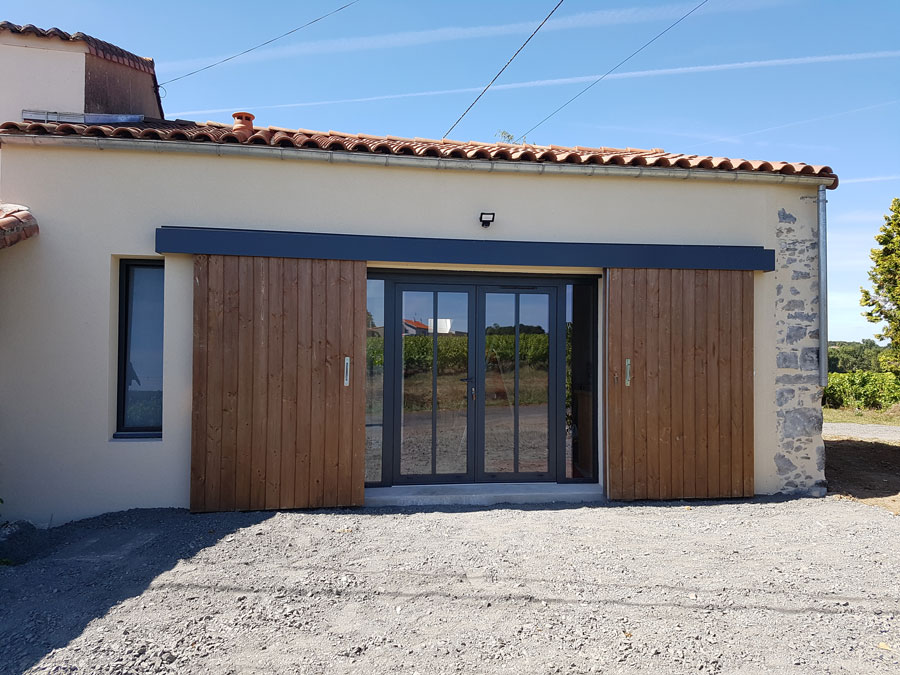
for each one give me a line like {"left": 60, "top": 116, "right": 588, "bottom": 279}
{"left": 823, "top": 371, "right": 900, "bottom": 409}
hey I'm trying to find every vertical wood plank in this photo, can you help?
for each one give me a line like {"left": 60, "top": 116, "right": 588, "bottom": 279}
{"left": 295, "top": 259, "right": 313, "bottom": 508}
{"left": 280, "top": 259, "right": 299, "bottom": 509}
{"left": 632, "top": 269, "right": 648, "bottom": 499}
{"left": 621, "top": 269, "right": 636, "bottom": 500}
{"left": 322, "top": 260, "right": 342, "bottom": 507}
{"left": 706, "top": 270, "right": 720, "bottom": 497}
{"left": 204, "top": 255, "right": 224, "bottom": 512}
{"left": 351, "top": 261, "right": 368, "bottom": 506}
{"left": 265, "top": 258, "right": 284, "bottom": 509}
{"left": 670, "top": 269, "right": 684, "bottom": 500}
{"left": 219, "top": 256, "right": 240, "bottom": 511}
{"left": 250, "top": 257, "right": 269, "bottom": 510}
{"left": 742, "top": 271, "right": 755, "bottom": 496}
{"left": 682, "top": 270, "right": 695, "bottom": 498}
{"left": 730, "top": 271, "right": 744, "bottom": 497}
{"left": 337, "top": 260, "right": 355, "bottom": 506}
{"left": 658, "top": 269, "right": 673, "bottom": 500}
{"left": 718, "top": 271, "right": 733, "bottom": 497}
{"left": 645, "top": 269, "right": 660, "bottom": 499}
{"left": 694, "top": 270, "right": 708, "bottom": 498}
{"left": 607, "top": 270, "right": 623, "bottom": 499}
{"left": 190, "top": 255, "right": 209, "bottom": 512}
{"left": 235, "top": 256, "right": 254, "bottom": 510}
{"left": 308, "top": 260, "right": 327, "bottom": 507}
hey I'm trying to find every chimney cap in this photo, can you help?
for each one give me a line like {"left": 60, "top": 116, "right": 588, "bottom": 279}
{"left": 233, "top": 111, "right": 255, "bottom": 123}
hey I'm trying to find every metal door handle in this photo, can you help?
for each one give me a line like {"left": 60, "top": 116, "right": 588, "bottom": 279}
{"left": 625, "top": 358, "right": 631, "bottom": 387}
{"left": 471, "top": 386, "right": 476, "bottom": 401}
{"left": 344, "top": 357, "right": 350, "bottom": 387}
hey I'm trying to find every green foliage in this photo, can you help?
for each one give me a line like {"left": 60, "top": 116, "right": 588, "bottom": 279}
{"left": 823, "top": 371, "right": 900, "bottom": 409}
{"left": 828, "top": 339, "right": 886, "bottom": 373}
{"left": 861, "top": 198, "right": 900, "bottom": 360}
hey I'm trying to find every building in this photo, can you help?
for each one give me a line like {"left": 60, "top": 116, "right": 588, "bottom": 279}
{"left": 0, "top": 23, "right": 837, "bottom": 526}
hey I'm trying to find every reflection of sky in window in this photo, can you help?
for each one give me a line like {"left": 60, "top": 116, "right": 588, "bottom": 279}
{"left": 485, "top": 293, "right": 515, "bottom": 329}
{"left": 519, "top": 294, "right": 549, "bottom": 332}
{"left": 127, "top": 266, "right": 164, "bottom": 392}
{"left": 402, "top": 291, "right": 469, "bottom": 334}
{"left": 367, "top": 279, "right": 385, "bottom": 327}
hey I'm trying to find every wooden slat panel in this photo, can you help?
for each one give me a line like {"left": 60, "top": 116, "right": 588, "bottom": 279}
{"left": 220, "top": 256, "right": 240, "bottom": 511}
{"left": 693, "top": 270, "right": 708, "bottom": 498}
{"left": 681, "top": 270, "right": 696, "bottom": 498}
{"left": 351, "top": 261, "right": 367, "bottom": 506}
{"left": 645, "top": 268, "right": 660, "bottom": 499}
{"left": 235, "top": 257, "right": 254, "bottom": 510}
{"left": 620, "top": 269, "right": 635, "bottom": 501}
{"left": 250, "top": 257, "right": 268, "bottom": 510}
{"left": 632, "top": 269, "right": 648, "bottom": 499}
{"left": 605, "top": 267, "right": 754, "bottom": 501}
{"left": 190, "top": 255, "right": 209, "bottom": 512}
{"left": 280, "top": 259, "right": 299, "bottom": 509}
{"left": 205, "top": 254, "right": 224, "bottom": 512}
{"left": 730, "top": 270, "right": 744, "bottom": 497}
{"left": 337, "top": 260, "right": 355, "bottom": 505}
{"left": 606, "top": 270, "right": 623, "bottom": 499}
{"left": 670, "top": 269, "right": 684, "bottom": 499}
{"left": 658, "top": 269, "right": 673, "bottom": 500}
{"left": 308, "top": 260, "right": 327, "bottom": 508}
{"left": 295, "top": 259, "right": 313, "bottom": 507}
{"left": 718, "top": 271, "right": 733, "bottom": 496}
{"left": 706, "top": 270, "right": 720, "bottom": 497}
{"left": 742, "top": 271, "right": 755, "bottom": 496}
{"left": 322, "top": 260, "right": 341, "bottom": 507}
{"left": 265, "top": 258, "right": 284, "bottom": 509}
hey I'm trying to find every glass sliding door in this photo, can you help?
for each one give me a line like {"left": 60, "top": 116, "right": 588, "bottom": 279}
{"left": 478, "top": 287, "right": 556, "bottom": 481}
{"left": 396, "top": 285, "right": 475, "bottom": 482}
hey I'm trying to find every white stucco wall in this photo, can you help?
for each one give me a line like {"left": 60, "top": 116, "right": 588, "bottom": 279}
{"left": 0, "top": 35, "right": 86, "bottom": 122}
{"left": 0, "top": 141, "right": 827, "bottom": 525}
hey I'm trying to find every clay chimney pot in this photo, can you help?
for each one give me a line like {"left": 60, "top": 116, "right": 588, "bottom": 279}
{"left": 232, "top": 111, "right": 255, "bottom": 139}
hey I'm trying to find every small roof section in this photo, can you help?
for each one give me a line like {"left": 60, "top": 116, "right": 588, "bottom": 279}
{"left": 0, "top": 203, "right": 38, "bottom": 250}
{"left": 0, "top": 21, "right": 155, "bottom": 74}
{"left": 0, "top": 116, "right": 838, "bottom": 188}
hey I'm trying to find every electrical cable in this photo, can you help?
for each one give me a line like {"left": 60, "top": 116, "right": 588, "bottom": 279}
{"left": 158, "top": 0, "right": 363, "bottom": 88}
{"left": 515, "top": 0, "right": 710, "bottom": 143}
{"left": 443, "top": 0, "right": 565, "bottom": 139}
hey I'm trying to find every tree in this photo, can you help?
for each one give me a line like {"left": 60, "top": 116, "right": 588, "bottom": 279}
{"left": 861, "top": 198, "right": 900, "bottom": 371}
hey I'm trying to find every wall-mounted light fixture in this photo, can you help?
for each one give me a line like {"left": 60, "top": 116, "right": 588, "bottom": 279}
{"left": 479, "top": 212, "right": 495, "bottom": 228}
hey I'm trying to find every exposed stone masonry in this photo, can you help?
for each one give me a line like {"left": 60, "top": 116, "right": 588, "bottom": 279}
{"left": 773, "top": 205, "right": 826, "bottom": 496}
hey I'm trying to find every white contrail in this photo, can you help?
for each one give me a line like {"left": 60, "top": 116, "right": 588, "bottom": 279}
{"left": 169, "top": 50, "right": 900, "bottom": 118}
{"left": 156, "top": 0, "right": 781, "bottom": 73}
{"left": 842, "top": 175, "right": 900, "bottom": 184}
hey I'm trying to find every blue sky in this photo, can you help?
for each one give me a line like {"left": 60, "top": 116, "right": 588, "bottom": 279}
{"left": 8, "top": 0, "right": 899, "bottom": 341}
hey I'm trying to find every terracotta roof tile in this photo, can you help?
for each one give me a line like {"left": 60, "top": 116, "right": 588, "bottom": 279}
{"left": 0, "top": 117, "right": 838, "bottom": 188}
{"left": 0, "top": 203, "right": 39, "bottom": 250}
{"left": 0, "top": 21, "right": 155, "bottom": 75}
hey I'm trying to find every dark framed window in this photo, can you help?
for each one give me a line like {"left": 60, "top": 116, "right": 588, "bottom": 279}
{"left": 116, "top": 259, "right": 164, "bottom": 438}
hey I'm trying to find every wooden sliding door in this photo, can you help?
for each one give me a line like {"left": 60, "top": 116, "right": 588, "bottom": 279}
{"left": 606, "top": 268, "right": 754, "bottom": 500}
{"left": 191, "top": 255, "right": 367, "bottom": 512}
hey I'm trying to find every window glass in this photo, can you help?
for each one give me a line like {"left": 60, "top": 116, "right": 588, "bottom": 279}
{"left": 119, "top": 261, "right": 164, "bottom": 433}
{"left": 366, "top": 279, "right": 385, "bottom": 482}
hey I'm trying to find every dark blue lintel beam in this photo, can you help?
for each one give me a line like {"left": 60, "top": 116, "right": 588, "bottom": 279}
{"left": 155, "top": 226, "right": 775, "bottom": 271}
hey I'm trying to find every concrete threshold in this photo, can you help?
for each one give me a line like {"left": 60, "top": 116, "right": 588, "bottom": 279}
{"left": 365, "top": 483, "right": 605, "bottom": 508}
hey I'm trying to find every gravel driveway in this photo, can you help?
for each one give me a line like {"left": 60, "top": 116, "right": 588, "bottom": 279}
{"left": 823, "top": 422, "right": 900, "bottom": 444}
{"left": 1, "top": 498, "right": 898, "bottom": 674}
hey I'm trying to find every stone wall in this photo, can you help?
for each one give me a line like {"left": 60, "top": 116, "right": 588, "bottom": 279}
{"left": 772, "top": 205, "right": 827, "bottom": 495}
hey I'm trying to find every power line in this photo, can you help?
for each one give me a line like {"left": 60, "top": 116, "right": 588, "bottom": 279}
{"left": 158, "top": 0, "right": 364, "bottom": 88}
{"left": 443, "top": 0, "right": 565, "bottom": 139}
{"left": 515, "top": 0, "right": 710, "bottom": 143}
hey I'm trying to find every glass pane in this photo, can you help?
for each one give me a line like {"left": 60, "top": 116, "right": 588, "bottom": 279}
{"left": 483, "top": 293, "right": 516, "bottom": 473}
{"left": 518, "top": 294, "right": 550, "bottom": 473}
{"left": 365, "top": 279, "right": 385, "bottom": 483}
{"left": 122, "top": 265, "right": 164, "bottom": 430}
{"left": 566, "top": 284, "right": 595, "bottom": 479}
{"left": 435, "top": 292, "right": 469, "bottom": 474}
{"left": 400, "top": 291, "right": 434, "bottom": 475}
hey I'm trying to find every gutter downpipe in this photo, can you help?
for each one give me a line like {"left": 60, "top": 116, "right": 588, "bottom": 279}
{"left": 818, "top": 184, "right": 828, "bottom": 388}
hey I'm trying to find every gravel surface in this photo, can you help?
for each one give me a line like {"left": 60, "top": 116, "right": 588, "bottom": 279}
{"left": 823, "top": 422, "right": 900, "bottom": 444}
{"left": 1, "top": 499, "right": 899, "bottom": 674}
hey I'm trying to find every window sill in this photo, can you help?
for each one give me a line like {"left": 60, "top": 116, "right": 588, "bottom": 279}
{"left": 112, "top": 431, "right": 162, "bottom": 441}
